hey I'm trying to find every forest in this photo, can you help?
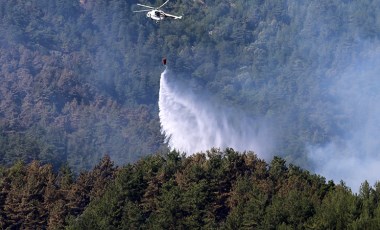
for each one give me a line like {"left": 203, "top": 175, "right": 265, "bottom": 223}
{"left": 1, "top": 0, "right": 380, "bottom": 228}
{"left": 1, "top": 150, "right": 380, "bottom": 229}
{"left": 1, "top": 0, "right": 380, "bottom": 172}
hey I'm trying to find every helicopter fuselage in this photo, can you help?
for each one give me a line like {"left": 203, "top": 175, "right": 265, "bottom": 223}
{"left": 146, "top": 10, "right": 166, "bottom": 21}
{"left": 134, "top": 0, "right": 182, "bottom": 22}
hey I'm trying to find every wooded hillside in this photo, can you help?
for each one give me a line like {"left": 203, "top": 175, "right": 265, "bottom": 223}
{"left": 69, "top": 149, "right": 380, "bottom": 229}
{"left": 1, "top": 150, "right": 380, "bottom": 229}
{"left": 0, "top": 0, "right": 166, "bottom": 172}
{"left": 0, "top": 155, "right": 116, "bottom": 229}
{"left": 0, "top": 0, "right": 379, "bottom": 181}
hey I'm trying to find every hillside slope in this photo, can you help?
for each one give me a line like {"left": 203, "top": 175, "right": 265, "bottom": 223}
{"left": 0, "top": 0, "right": 166, "bottom": 171}
{"left": 2, "top": 150, "right": 380, "bottom": 229}
{"left": 68, "top": 150, "right": 380, "bottom": 229}
{"left": 0, "top": 0, "right": 379, "bottom": 176}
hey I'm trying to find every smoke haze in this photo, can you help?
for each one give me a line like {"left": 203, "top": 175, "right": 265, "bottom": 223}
{"left": 159, "top": 43, "right": 380, "bottom": 192}
{"left": 309, "top": 44, "right": 380, "bottom": 191}
{"left": 158, "top": 42, "right": 380, "bottom": 192}
{"left": 155, "top": 1, "right": 380, "bottom": 192}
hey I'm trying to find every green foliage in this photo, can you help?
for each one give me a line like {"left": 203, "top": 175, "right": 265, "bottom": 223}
{"left": 70, "top": 149, "right": 379, "bottom": 229}
{"left": 0, "top": 150, "right": 380, "bottom": 229}
{"left": 0, "top": 0, "right": 165, "bottom": 172}
{"left": 1, "top": 0, "right": 380, "bottom": 175}
{"left": 0, "top": 2, "right": 380, "bottom": 229}
{"left": 309, "top": 182, "right": 357, "bottom": 229}
{"left": 0, "top": 156, "right": 117, "bottom": 229}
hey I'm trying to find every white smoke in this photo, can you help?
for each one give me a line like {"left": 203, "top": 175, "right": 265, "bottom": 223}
{"left": 309, "top": 45, "right": 380, "bottom": 191}
{"left": 158, "top": 69, "right": 274, "bottom": 157}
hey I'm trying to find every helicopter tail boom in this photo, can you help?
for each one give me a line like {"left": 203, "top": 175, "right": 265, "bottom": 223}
{"left": 133, "top": 9, "right": 151, "bottom": 12}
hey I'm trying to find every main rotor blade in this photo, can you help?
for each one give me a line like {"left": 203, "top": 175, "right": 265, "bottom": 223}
{"left": 133, "top": 9, "right": 151, "bottom": 12}
{"left": 137, "top": 4, "right": 155, "bottom": 9}
{"left": 157, "top": 0, "right": 169, "bottom": 10}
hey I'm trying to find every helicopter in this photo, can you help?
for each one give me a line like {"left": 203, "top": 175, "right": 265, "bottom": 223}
{"left": 133, "top": 0, "right": 183, "bottom": 22}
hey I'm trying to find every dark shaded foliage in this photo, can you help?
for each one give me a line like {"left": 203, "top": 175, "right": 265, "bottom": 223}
{"left": 66, "top": 149, "right": 380, "bottom": 229}
{"left": 0, "top": 155, "right": 116, "bottom": 229}
{"left": 0, "top": 149, "right": 379, "bottom": 229}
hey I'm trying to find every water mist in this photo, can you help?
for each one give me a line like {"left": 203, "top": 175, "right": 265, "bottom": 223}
{"left": 158, "top": 69, "right": 274, "bottom": 157}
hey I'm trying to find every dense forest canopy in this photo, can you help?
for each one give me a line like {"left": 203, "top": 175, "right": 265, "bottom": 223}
{"left": 0, "top": 0, "right": 167, "bottom": 172}
{"left": 1, "top": 0, "right": 380, "bottom": 228}
{"left": 2, "top": 150, "right": 380, "bottom": 229}
{"left": 0, "top": 0, "right": 380, "bottom": 189}
{"left": 67, "top": 150, "right": 380, "bottom": 229}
